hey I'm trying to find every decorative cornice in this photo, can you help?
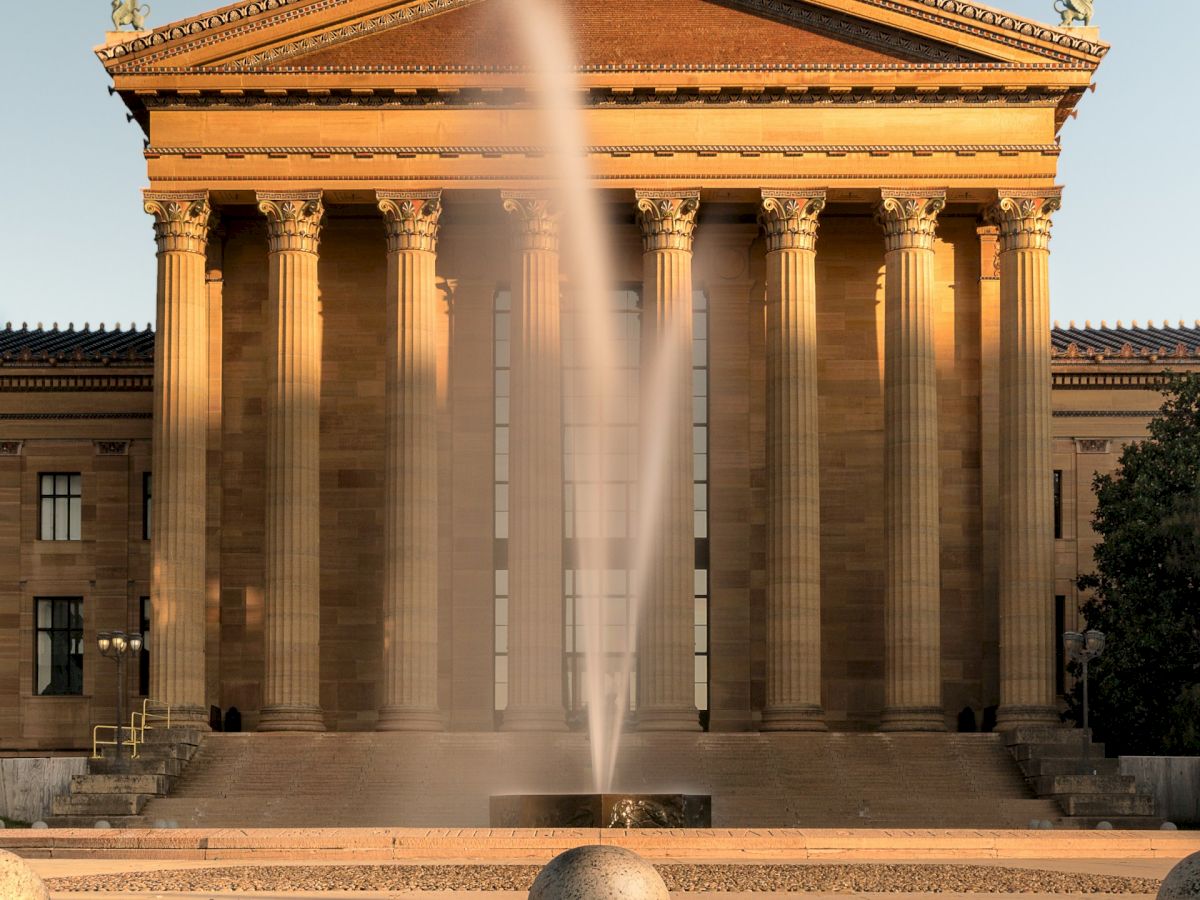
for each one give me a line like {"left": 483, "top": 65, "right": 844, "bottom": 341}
{"left": 146, "top": 143, "right": 1061, "bottom": 158}
{"left": 986, "top": 188, "right": 1063, "bottom": 252}
{"left": 150, "top": 172, "right": 1057, "bottom": 186}
{"left": 0, "top": 412, "right": 152, "bottom": 420}
{"left": 377, "top": 190, "right": 442, "bottom": 253}
{"left": 875, "top": 188, "right": 946, "bottom": 251}
{"left": 635, "top": 190, "right": 701, "bottom": 253}
{"left": 96, "top": 0, "right": 1104, "bottom": 68}
{"left": 257, "top": 191, "right": 325, "bottom": 253}
{"left": 760, "top": 189, "right": 827, "bottom": 253}
{"left": 0, "top": 374, "right": 153, "bottom": 389}
{"left": 501, "top": 192, "right": 560, "bottom": 253}
{"left": 1052, "top": 410, "right": 1160, "bottom": 418}
{"left": 143, "top": 192, "right": 212, "bottom": 255}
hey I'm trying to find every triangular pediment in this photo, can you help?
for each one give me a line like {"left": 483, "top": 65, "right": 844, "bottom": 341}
{"left": 98, "top": 0, "right": 1108, "bottom": 73}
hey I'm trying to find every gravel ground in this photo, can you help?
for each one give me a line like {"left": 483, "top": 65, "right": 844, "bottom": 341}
{"left": 46, "top": 863, "right": 1161, "bottom": 894}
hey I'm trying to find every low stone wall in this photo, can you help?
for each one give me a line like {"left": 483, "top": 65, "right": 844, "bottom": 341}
{"left": 1121, "top": 756, "right": 1200, "bottom": 826}
{"left": 0, "top": 757, "right": 89, "bottom": 824}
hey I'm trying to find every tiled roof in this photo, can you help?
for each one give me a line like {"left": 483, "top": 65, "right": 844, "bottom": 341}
{"left": 0, "top": 324, "right": 155, "bottom": 365}
{"left": 1052, "top": 322, "right": 1200, "bottom": 358}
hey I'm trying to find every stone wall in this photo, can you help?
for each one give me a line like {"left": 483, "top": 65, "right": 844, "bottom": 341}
{"left": 1120, "top": 757, "right": 1200, "bottom": 826}
{"left": 0, "top": 757, "right": 88, "bottom": 823}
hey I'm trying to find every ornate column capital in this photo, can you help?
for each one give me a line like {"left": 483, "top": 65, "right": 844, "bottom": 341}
{"left": 143, "top": 191, "right": 212, "bottom": 255}
{"left": 257, "top": 191, "right": 325, "bottom": 254}
{"left": 635, "top": 190, "right": 700, "bottom": 252}
{"left": 501, "top": 191, "right": 560, "bottom": 253}
{"left": 760, "top": 189, "right": 827, "bottom": 253}
{"left": 377, "top": 191, "right": 443, "bottom": 253}
{"left": 986, "top": 188, "right": 1063, "bottom": 253}
{"left": 875, "top": 189, "right": 947, "bottom": 252}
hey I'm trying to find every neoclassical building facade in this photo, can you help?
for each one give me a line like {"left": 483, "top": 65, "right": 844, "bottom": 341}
{"left": 10, "top": 0, "right": 1189, "bottom": 750}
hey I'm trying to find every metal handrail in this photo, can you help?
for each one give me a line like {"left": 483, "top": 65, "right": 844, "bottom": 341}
{"left": 91, "top": 698, "right": 172, "bottom": 760}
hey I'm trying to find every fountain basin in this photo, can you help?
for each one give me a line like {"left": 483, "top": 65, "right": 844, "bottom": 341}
{"left": 490, "top": 794, "right": 711, "bottom": 828}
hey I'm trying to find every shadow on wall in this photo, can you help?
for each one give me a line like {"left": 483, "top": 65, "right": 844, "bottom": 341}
{"left": 0, "top": 757, "right": 88, "bottom": 823}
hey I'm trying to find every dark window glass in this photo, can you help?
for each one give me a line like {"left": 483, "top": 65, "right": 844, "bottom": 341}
{"left": 1055, "top": 595, "right": 1066, "bottom": 696}
{"left": 35, "top": 597, "right": 83, "bottom": 695}
{"left": 143, "top": 473, "right": 152, "bottom": 541}
{"left": 1053, "top": 469, "right": 1063, "bottom": 540}
{"left": 139, "top": 596, "right": 150, "bottom": 696}
{"left": 39, "top": 473, "right": 81, "bottom": 541}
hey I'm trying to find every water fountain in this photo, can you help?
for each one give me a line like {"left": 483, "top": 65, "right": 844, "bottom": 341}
{"left": 489, "top": 0, "right": 709, "bottom": 827}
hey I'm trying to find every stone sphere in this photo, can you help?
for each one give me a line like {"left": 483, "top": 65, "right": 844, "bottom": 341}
{"left": 529, "top": 845, "right": 669, "bottom": 900}
{"left": 1160, "top": 852, "right": 1200, "bottom": 900}
{"left": 0, "top": 850, "right": 49, "bottom": 900}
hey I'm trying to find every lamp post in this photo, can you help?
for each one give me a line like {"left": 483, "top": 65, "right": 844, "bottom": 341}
{"left": 1063, "top": 629, "right": 1105, "bottom": 776}
{"left": 97, "top": 630, "right": 143, "bottom": 768}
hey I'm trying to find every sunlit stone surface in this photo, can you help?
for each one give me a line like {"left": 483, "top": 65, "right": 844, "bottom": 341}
{"left": 529, "top": 845, "right": 669, "bottom": 900}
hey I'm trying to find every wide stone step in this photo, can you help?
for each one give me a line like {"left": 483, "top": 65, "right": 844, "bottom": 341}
{"left": 89, "top": 755, "right": 184, "bottom": 778}
{"left": 1003, "top": 727, "right": 1090, "bottom": 747}
{"left": 1020, "top": 757, "right": 1120, "bottom": 777}
{"left": 1061, "top": 793, "right": 1156, "bottom": 817}
{"left": 51, "top": 792, "right": 152, "bottom": 817}
{"left": 140, "top": 726, "right": 205, "bottom": 747}
{"left": 1011, "top": 741, "right": 1105, "bottom": 761}
{"left": 1064, "top": 815, "right": 1167, "bottom": 830}
{"left": 1034, "top": 774, "right": 1137, "bottom": 796}
{"left": 70, "top": 774, "right": 167, "bottom": 795}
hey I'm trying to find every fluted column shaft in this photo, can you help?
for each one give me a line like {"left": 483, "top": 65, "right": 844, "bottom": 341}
{"left": 501, "top": 193, "right": 567, "bottom": 731}
{"left": 876, "top": 189, "right": 946, "bottom": 732}
{"left": 989, "top": 190, "right": 1062, "bottom": 729}
{"left": 635, "top": 190, "right": 701, "bottom": 732}
{"left": 257, "top": 192, "right": 326, "bottom": 733}
{"left": 144, "top": 192, "right": 212, "bottom": 726}
{"left": 377, "top": 192, "right": 444, "bottom": 731}
{"left": 760, "top": 190, "right": 827, "bottom": 731}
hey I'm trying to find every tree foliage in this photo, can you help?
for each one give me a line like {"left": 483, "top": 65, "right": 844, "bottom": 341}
{"left": 1072, "top": 372, "right": 1200, "bottom": 757}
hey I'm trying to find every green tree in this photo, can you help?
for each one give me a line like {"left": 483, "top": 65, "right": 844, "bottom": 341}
{"left": 1072, "top": 372, "right": 1200, "bottom": 757}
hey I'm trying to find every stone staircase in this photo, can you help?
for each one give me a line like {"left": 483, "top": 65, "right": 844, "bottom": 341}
{"left": 1005, "top": 727, "right": 1161, "bottom": 829}
{"left": 136, "top": 732, "right": 1064, "bottom": 829}
{"left": 45, "top": 726, "right": 203, "bottom": 828}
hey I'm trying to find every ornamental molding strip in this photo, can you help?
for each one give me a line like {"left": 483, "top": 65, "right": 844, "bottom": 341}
{"left": 146, "top": 143, "right": 1061, "bottom": 157}
{"left": 94, "top": 440, "right": 132, "bottom": 456}
{"left": 95, "top": 0, "right": 1106, "bottom": 68}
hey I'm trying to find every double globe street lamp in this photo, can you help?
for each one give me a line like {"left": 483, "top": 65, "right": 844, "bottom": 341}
{"left": 97, "top": 631, "right": 143, "bottom": 766}
{"left": 1063, "top": 629, "right": 1105, "bottom": 775}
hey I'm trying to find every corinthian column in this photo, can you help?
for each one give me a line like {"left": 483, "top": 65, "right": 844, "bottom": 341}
{"left": 760, "top": 189, "right": 827, "bottom": 732}
{"left": 875, "top": 189, "right": 946, "bottom": 733}
{"left": 501, "top": 192, "right": 566, "bottom": 731}
{"left": 988, "top": 189, "right": 1062, "bottom": 729}
{"left": 257, "top": 192, "right": 325, "bottom": 733}
{"left": 143, "top": 191, "right": 213, "bottom": 726}
{"left": 635, "top": 190, "right": 701, "bottom": 732}
{"left": 377, "top": 191, "right": 444, "bottom": 731}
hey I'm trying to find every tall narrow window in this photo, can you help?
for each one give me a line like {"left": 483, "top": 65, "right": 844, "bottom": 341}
{"left": 1055, "top": 595, "right": 1066, "bottom": 696}
{"left": 139, "top": 596, "right": 151, "bottom": 696}
{"left": 40, "top": 473, "right": 81, "bottom": 541}
{"left": 1053, "top": 469, "right": 1063, "bottom": 540}
{"left": 35, "top": 597, "right": 83, "bottom": 696}
{"left": 142, "top": 473, "right": 152, "bottom": 541}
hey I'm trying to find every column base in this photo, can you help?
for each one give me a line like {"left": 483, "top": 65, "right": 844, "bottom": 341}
{"left": 258, "top": 704, "right": 326, "bottom": 733}
{"left": 879, "top": 706, "right": 946, "bottom": 732}
{"left": 163, "top": 704, "right": 212, "bottom": 730}
{"left": 377, "top": 706, "right": 444, "bottom": 732}
{"left": 761, "top": 705, "right": 828, "bottom": 732}
{"left": 995, "top": 704, "right": 1060, "bottom": 731}
{"left": 637, "top": 707, "right": 702, "bottom": 732}
{"left": 501, "top": 706, "right": 568, "bottom": 732}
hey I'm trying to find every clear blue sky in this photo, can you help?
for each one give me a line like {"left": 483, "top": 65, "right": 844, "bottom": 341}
{"left": 0, "top": 1, "right": 1194, "bottom": 329}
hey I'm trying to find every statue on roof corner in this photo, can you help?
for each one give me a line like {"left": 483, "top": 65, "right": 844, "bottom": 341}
{"left": 1053, "top": 0, "right": 1093, "bottom": 27}
{"left": 112, "top": 0, "right": 151, "bottom": 31}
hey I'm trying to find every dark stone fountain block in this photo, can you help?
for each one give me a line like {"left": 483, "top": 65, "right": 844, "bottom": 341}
{"left": 490, "top": 793, "right": 712, "bottom": 828}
